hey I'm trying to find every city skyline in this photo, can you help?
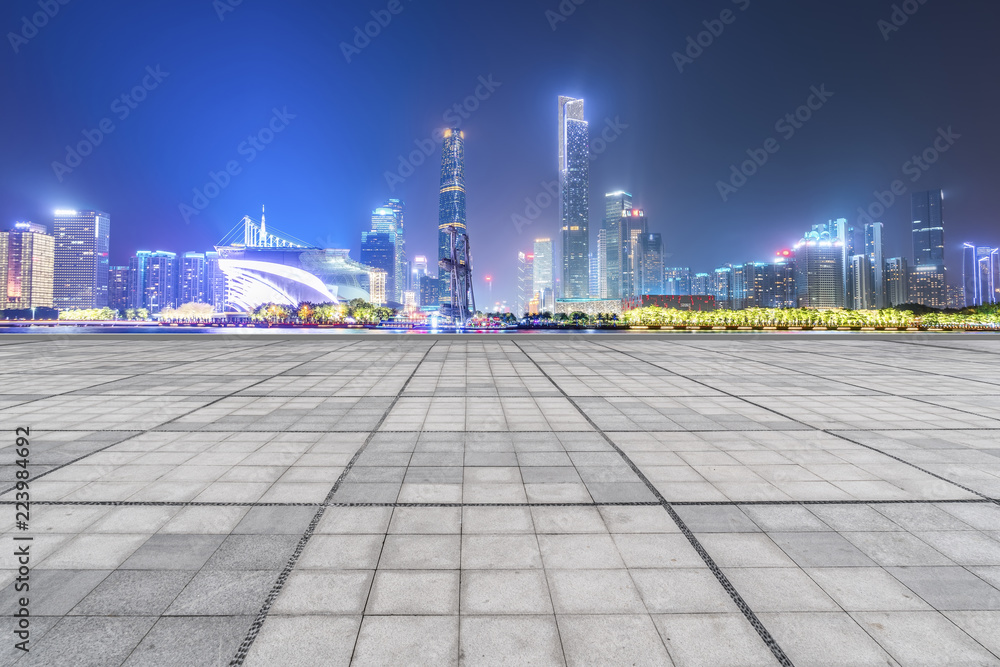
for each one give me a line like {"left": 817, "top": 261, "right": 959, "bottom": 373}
{"left": 4, "top": 1, "right": 1000, "bottom": 306}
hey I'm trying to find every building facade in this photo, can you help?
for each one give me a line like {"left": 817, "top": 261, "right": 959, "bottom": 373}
{"left": 438, "top": 129, "right": 467, "bottom": 306}
{"left": 962, "top": 244, "right": 999, "bottom": 307}
{"left": 603, "top": 191, "right": 632, "bottom": 299}
{"left": 794, "top": 225, "right": 845, "bottom": 308}
{"left": 864, "top": 222, "right": 886, "bottom": 309}
{"left": 53, "top": 210, "right": 110, "bottom": 310}
{"left": 0, "top": 222, "right": 54, "bottom": 311}
{"left": 180, "top": 252, "right": 207, "bottom": 304}
{"left": 517, "top": 251, "right": 534, "bottom": 316}
{"left": 885, "top": 257, "right": 909, "bottom": 307}
{"left": 910, "top": 190, "right": 946, "bottom": 308}
{"left": 558, "top": 96, "right": 590, "bottom": 298}
{"left": 108, "top": 266, "right": 129, "bottom": 313}
{"left": 533, "top": 238, "right": 554, "bottom": 312}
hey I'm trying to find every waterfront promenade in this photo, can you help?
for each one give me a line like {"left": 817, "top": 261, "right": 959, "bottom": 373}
{"left": 1, "top": 334, "right": 999, "bottom": 666}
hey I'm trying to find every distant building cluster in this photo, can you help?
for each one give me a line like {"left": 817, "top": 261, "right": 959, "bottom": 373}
{"left": 5, "top": 98, "right": 998, "bottom": 320}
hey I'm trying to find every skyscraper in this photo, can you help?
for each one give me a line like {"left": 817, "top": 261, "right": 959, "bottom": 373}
{"left": 180, "top": 252, "right": 207, "bottom": 304}
{"left": 885, "top": 257, "right": 909, "bottom": 307}
{"left": 558, "top": 96, "right": 589, "bottom": 298}
{"left": 911, "top": 190, "right": 946, "bottom": 308}
{"left": 108, "top": 266, "right": 128, "bottom": 313}
{"left": 128, "top": 251, "right": 151, "bottom": 309}
{"left": 367, "top": 206, "right": 400, "bottom": 302}
{"left": 603, "top": 191, "right": 632, "bottom": 299}
{"left": 962, "top": 244, "right": 999, "bottom": 307}
{"left": 0, "top": 222, "right": 54, "bottom": 311}
{"left": 642, "top": 233, "right": 664, "bottom": 296}
{"left": 385, "top": 199, "right": 407, "bottom": 294}
{"left": 794, "top": 225, "right": 845, "bottom": 308}
{"left": 691, "top": 273, "right": 710, "bottom": 296}
{"left": 620, "top": 209, "right": 647, "bottom": 300}
{"left": 205, "top": 251, "right": 228, "bottom": 312}
{"left": 517, "top": 251, "right": 534, "bottom": 315}
{"left": 595, "top": 229, "right": 607, "bottom": 299}
{"left": 360, "top": 231, "right": 396, "bottom": 302}
{"left": 864, "top": 223, "right": 886, "bottom": 308}
{"left": 851, "top": 254, "right": 873, "bottom": 310}
{"left": 53, "top": 209, "right": 110, "bottom": 310}
{"left": 665, "top": 268, "right": 692, "bottom": 296}
{"left": 533, "top": 238, "right": 554, "bottom": 311}
{"left": 144, "top": 251, "right": 178, "bottom": 314}
{"left": 438, "top": 128, "right": 467, "bottom": 307}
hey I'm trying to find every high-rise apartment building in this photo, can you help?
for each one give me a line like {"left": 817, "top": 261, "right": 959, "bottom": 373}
{"left": 603, "top": 191, "right": 632, "bottom": 299}
{"left": 533, "top": 238, "right": 554, "bottom": 312}
{"left": 691, "top": 273, "right": 710, "bottom": 296}
{"left": 53, "top": 209, "right": 110, "bottom": 310}
{"left": 712, "top": 266, "right": 733, "bottom": 309}
{"left": 0, "top": 222, "right": 54, "bottom": 311}
{"left": 962, "top": 244, "right": 999, "bottom": 307}
{"left": 205, "top": 251, "right": 228, "bottom": 312}
{"left": 911, "top": 190, "right": 946, "bottom": 308}
{"left": 642, "top": 233, "right": 665, "bottom": 296}
{"left": 438, "top": 129, "right": 467, "bottom": 306}
{"left": 180, "top": 252, "right": 207, "bottom": 304}
{"left": 517, "top": 251, "right": 534, "bottom": 315}
{"left": 665, "top": 268, "right": 692, "bottom": 296}
{"left": 366, "top": 207, "right": 400, "bottom": 303}
{"left": 620, "top": 210, "right": 647, "bottom": 300}
{"left": 595, "top": 228, "right": 607, "bottom": 298}
{"left": 385, "top": 199, "right": 407, "bottom": 294}
{"left": 108, "top": 266, "right": 129, "bottom": 313}
{"left": 851, "top": 255, "right": 874, "bottom": 310}
{"left": 144, "top": 251, "right": 178, "bottom": 314}
{"left": 761, "top": 255, "right": 796, "bottom": 308}
{"left": 128, "top": 251, "right": 151, "bottom": 309}
{"left": 885, "top": 257, "right": 909, "bottom": 307}
{"left": 558, "top": 96, "right": 590, "bottom": 298}
{"left": 794, "top": 225, "right": 845, "bottom": 308}
{"left": 864, "top": 223, "right": 886, "bottom": 309}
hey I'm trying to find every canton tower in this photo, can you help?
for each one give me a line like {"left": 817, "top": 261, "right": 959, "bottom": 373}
{"left": 437, "top": 128, "right": 467, "bottom": 305}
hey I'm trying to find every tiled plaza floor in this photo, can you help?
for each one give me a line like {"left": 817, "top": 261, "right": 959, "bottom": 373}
{"left": 1, "top": 333, "right": 999, "bottom": 666}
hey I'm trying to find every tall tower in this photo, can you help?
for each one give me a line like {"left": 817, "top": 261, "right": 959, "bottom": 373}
{"left": 385, "top": 199, "right": 407, "bottom": 296}
{"left": 53, "top": 209, "right": 110, "bottom": 310}
{"left": 438, "top": 128, "right": 467, "bottom": 306}
{"left": 558, "top": 96, "right": 590, "bottom": 299}
{"left": 533, "top": 238, "right": 554, "bottom": 312}
{"left": 911, "top": 190, "right": 946, "bottom": 308}
{"left": 0, "top": 222, "right": 54, "bottom": 311}
{"left": 603, "top": 191, "right": 632, "bottom": 299}
{"left": 865, "top": 222, "right": 886, "bottom": 308}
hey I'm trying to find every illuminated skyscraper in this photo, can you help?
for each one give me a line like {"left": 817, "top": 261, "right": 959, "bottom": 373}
{"left": 0, "top": 222, "right": 54, "bottom": 311}
{"left": 558, "top": 96, "right": 589, "bottom": 298}
{"left": 620, "top": 210, "right": 647, "bottom": 300}
{"left": 642, "top": 233, "right": 664, "bottom": 296}
{"left": 517, "top": 251, "right": 534, "bottom": 315}
{"left": 366, "top": 206, "right": 401, "bottom": 302}
{"left": 665, "top": 268, "right": 692, "bottom": 296}
{"left": 144, "top": 251, "right": 178, "bottom": 314}
{"left": 911, "top": 190, "right": 946, "bottom": 308}
{"left": 596, "top": 228, "right": 608, "bottom": 298}
{"left": 53, "top": 209, "right": 110, "bottom": 310}
{"left": 438, "top": 128, "right": 467, "bottom": 306}
{"left": 533, "top": 238, "right": 554, "bottom": 311}
{"left": 864, "top": 222, "right": 886, "bottom": 308}
{"left": 385, "top": 199, "right": 407, "bottom": 294}
{"left": 128, "top": 251, "right": 151, "bottom": 309}
{"left": 180, "top": 252, "right": 207, "bottom": 304}
{"left": 851, "top": 254, "right": 873, "bottom": 310}
{"left": 108, "top": 266, "right": 128, "bottom": 313}
{"left": 885, "top": 257, "right": 909, "bottom": 307}
{"left": 691, "top": 273, "right": 710, "bottom": 296}
{"left": 794, "top": 224, "right": 845, "bottom": 308}
{"left": 603, "top": 191, "right": 632, "bottom": 299}
{"left": 963, "top": 244, "right": 999, "bottom": 307}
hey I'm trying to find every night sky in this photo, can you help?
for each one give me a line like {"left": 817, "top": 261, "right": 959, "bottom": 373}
{"left": 2, "top": 0, "right": 998, "bottom": 305}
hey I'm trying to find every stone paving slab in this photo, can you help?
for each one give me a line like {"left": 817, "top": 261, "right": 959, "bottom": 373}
{"left": 0, "top": 334, "right": 998, "bottom": 666}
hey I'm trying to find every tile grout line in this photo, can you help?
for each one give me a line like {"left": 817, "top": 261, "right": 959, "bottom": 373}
{"left": 593, "top": 340, "right": 1000, "bottom": 507}
{"left": 511, "top": 338, "right": 795, "bottom": 667}
{"left": 228, "top": 340, "right": 437, "bottom": 666}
